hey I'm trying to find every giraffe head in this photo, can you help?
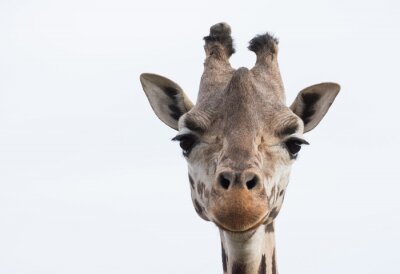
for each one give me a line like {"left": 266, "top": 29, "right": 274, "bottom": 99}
{"left": 140, "top": 23, "right": 340, "bottom": 233}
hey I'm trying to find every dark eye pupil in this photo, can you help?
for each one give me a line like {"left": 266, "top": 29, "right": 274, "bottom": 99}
{"left": 179, "top": 138, "right": 194, "bottom": 151}
{"left": 286, "top": 140, "right": 301, "bottom": 155}
{"left": 172, "top": 134, "right": 198, "bottom": 157}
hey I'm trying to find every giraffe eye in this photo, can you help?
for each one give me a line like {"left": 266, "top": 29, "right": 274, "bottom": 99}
{"left": 284, "top": 137, "right": 309, "bottom": 158}
{"left": 172, "top": 134, "right": 198, "bottom": 157}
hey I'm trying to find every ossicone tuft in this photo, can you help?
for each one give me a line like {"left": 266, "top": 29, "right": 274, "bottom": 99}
{"left": 248, "top": 33, "right": 279, "bottom": 55}
{"left": 204, "top": 22, "right": 235, "bottom": 56}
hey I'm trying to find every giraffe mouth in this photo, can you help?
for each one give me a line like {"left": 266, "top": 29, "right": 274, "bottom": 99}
{"left": 211, "top": 213, "right": 268, "bottom": 233}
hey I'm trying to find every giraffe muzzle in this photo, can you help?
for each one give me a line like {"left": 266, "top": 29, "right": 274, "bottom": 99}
{"left": 209, "top": 170, "right": 269, "bottom": 232}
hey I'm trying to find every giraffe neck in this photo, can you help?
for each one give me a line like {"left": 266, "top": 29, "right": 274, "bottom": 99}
{"left": 219, "top": 223, "right": 277, "bottom": 274}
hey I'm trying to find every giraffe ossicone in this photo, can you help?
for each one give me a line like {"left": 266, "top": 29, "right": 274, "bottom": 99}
{"left": 140, "top": 22, "right": 340, "bottom": 274}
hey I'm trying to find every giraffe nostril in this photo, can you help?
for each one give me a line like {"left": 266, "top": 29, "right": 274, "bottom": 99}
{"left": 246, "top": 176, "right": 258, "bottom": 190}
{"left": 218, "top": 174, "right": 231, "bottom": 190}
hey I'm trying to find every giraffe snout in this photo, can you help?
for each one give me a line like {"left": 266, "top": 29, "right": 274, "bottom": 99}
{"left": 209, "top": 169, "right": 268, "bottom": 232}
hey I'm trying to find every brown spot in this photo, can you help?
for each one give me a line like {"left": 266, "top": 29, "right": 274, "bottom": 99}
{"left": 197, "top": 182, "right": 205, "bottom": 197}
{"left": 232, "top": 261, "right": 246, "bottom": 274}
{"left": 265, "top": 223, "right": 274, "bottom": 233}
{"left": 269, "top": 207, "right": 279, "bottom": 219}
{"left": 272, "top": 248, "right": 277, "bottom": 274}
{"left": 258, "top": 254, "right": 266, "bottom": 274}
{"left": 194, "top": 199, "right": 203, "bottom": 215}
{"left": 204, "top": 189, "right": 210, "bottom": 199}
{"left": 270, "top": 187, "right": 275, "bottom": 198}
{"left": 193, "top": 199, "right": 209, "bottom": 221}
{"left": 188, "top": 174, "right": 195, "bottom": 189}
{"left": 279, "top": 190, "right": 284, "bottom": 196}
{"left": 221, "top": 243, "right": 228, "bottom": 272}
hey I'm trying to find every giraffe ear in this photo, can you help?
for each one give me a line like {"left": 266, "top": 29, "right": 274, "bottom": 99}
{"left": 140, "top": 73, "right": 194, "bottom": 130}
{"left": 290, "top": 83, "right": 340, "bottom": 133}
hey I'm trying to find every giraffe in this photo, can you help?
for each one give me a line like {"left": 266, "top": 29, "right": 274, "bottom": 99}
{"left": 139, "top": 23, "right": 340, "bottom": 274}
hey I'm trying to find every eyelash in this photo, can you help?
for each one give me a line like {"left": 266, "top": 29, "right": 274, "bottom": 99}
{"left": 283, "top": 137, "right": 309, "bottom": 159}
{"left": 172, "top": 134, "right": 198, "bottom": 157}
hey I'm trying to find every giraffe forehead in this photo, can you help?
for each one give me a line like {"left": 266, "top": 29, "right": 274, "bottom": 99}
{"left": 184, "top": 68, "right": 292, "bottom": 136}
{"left": 184, "top": 102, "right": 297, "bottom": 140}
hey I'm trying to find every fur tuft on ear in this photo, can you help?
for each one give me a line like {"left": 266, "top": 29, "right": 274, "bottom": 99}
{"left": 140, "top": 73, "right": 193, "bottom": 130}
{"left": 290, "top": 83, "right": 340, "bottom": 133}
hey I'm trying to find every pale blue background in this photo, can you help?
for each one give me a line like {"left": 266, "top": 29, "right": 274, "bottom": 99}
{"left": 1, "top": 0, "right": 399, "bottom": 273}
